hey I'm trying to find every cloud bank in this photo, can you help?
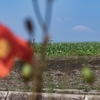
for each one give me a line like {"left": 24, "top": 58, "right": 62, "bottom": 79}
{"left": 72, "top": 25, "right": 95, "bottom": 33}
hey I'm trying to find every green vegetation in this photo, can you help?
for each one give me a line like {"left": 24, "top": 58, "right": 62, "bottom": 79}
{"left": 34, "top": 42, "right": 100, "bottom": 57}
{"left": 1, "top": 42, "right": 100, "bottom": 92}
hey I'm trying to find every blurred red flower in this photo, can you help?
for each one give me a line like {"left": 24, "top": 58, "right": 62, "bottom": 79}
{"left": 0, "top": 23, "right": 33, "bottom": 78}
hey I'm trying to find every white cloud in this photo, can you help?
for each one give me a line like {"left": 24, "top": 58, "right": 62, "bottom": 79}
{"left": 72, "top": 25, "right": 95, "bottom": 33}
{"left": 67, "top": 17, "right": 71, "bottom": 20}
{"left": 56, "top": 17, "right": 64, "bottom": 23}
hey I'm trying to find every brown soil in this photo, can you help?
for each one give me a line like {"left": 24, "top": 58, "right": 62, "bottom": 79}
{"left": 0, "top": 56, "right": 100, "bottom": 92}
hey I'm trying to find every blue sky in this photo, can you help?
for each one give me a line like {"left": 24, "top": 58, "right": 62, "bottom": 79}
{"left": 0, "top": 0, "right": 100, "bottom": 43}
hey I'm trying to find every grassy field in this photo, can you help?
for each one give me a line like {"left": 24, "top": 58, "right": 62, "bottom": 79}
{"left": 32, "top": 42, "right": 100, "bottom": 91}
{"left": 34, "top": 42, "right": 100, "bottom": 57}
{"left": 1, "top": 42, "right": 100, "bottom": 92}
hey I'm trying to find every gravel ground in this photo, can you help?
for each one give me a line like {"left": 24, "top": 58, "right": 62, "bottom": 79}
{"left": 0, "top": 56, "right": 100, "bottom": 92}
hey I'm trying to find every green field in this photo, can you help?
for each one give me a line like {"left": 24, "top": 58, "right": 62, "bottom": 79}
{"left": 34, "top": 42, "right": 100, "bottom": 57}
{"left": 1, "top": 42, "right": 100, "bottom": 92}
{"left": 32, "top": 42, "right": 100, "bottom": 91}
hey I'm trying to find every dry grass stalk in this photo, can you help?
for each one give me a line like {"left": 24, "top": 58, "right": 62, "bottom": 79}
{"left": 31, "top": 35, "right": 50, "bottom": 100}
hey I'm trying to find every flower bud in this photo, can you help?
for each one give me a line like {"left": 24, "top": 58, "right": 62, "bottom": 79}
{"left": 82, "top": 66, "right": 95, "bottom": 84}
{"left": 22, "top": 63, "right": 33, "bottom": 81}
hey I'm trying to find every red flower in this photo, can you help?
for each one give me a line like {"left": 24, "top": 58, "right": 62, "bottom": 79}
{"left": 0, "top": 23, "right": 33, "bottom": 78}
